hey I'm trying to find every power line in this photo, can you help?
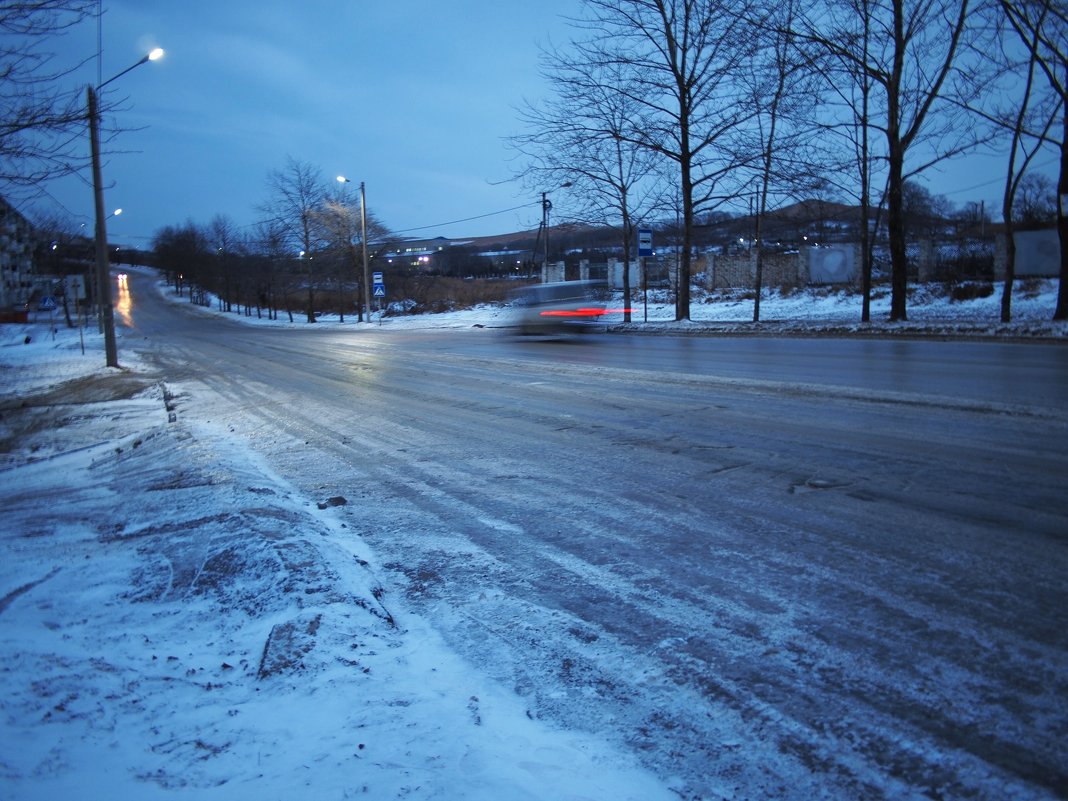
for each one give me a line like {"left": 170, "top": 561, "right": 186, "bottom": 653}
{"left": 100, "top": 200, "right": 543, "bottom": 246}
{"left": 390, "top": 202, "right": 538, "bottom": 235}
{"left": 941, "top": 156, "right": 1059, "bottom": 197}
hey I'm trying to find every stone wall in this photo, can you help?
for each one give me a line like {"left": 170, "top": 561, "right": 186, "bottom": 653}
{"left": 706, "top": 252, "right": 806, "bottom": 289}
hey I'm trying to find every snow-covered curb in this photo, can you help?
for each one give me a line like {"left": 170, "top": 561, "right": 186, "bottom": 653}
{"left": 609, "top": 318, "right": 1068, "bottom": 340}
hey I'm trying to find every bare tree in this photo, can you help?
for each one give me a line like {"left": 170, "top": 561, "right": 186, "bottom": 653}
{"left": 799, "top": 0, "right": 977, "bottom": 321}
{"left": 801, "top": 0, "right": 887, "bottom": 322}
{"left": 576, "top": 0, "right": 757, "bottom": 321}
{"left": 996, "top": 0, "right": 1067, "bottom": 319}
{"left": 980, "top": 1, "right": 1058, "bottom": 320}
{"left": 152, "top": 221, "right": 212, "bottom": 305}
{"left": 209, "top": 214, "right": 241, "bottom": 313}
{"left": 742, "top": 0, "right": 824, "bottom": 321}
{"left": 261, "top": 157, "right": 326, "bottom": 323}
{"left": 315, "top": 197, "right": 357, "bottom": 322}
{"left": 901, "top": 179, "right": 955, "bottom": 239}
{"left": 251, "top": 218, "right": 294, "bottom": 321}
{"left": 512, "top": 50, "right": 668, "bottom": 321}
{"left": 1, "top": 1, "right": 97, "bottom": 195}
{"left": 316, "top": 186, "right": 393, "bottom": 320}
{"left": 1015, "top": 171, "right": 1058, "bottom": 225}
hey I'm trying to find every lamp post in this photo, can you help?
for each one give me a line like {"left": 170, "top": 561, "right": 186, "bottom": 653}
{"left": 541, "top": 182, "right": 572, "bottom": 281}
{"left": 88, "top": 47, "right": 163, "bottom": 367}
{"left": 337, "top": 175, "right": 371, "bottom": 322}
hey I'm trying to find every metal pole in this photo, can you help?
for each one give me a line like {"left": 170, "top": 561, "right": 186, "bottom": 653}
{"left": 360, "top": 181, "right": 371, "bottom": 322}
{"left": 542, "top": 191, "right": 549, "bottom": 280}
{"left": 643, "top": 256, "right": 648, "bottom": 323}
{"left": 87, "top": 85, "right": 118, "bottom": 368}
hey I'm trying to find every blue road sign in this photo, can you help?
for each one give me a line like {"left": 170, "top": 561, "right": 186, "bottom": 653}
{"left": 38, "top": 296, "right": 56, "bottom": 311}
{"left": 638, "top": 229, "right": 653, "bottom": 257}
{"left": 373, "top": 285, "right": 386, "bottom": 297}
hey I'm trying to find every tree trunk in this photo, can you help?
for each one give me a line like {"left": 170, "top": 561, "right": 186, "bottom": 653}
{"left": 621, "top": 213, "right": 632, "bottom": 324}
{"left": 1001, "top": 228, "right": 1016, "bottom": 323}
{"left": 859, "top": 13, "right": 873, "bottom": 324}
{"left": 678, "top": 167, "right": 693, "bottom": 321}
{"left": 753, "top": 211, "right": 764, "bottom": 323}
{"left": 1055, "top": 111, "right": 1068, "bottom": 320}
{"left": 860, "top": 198, "right": 872, "bottom": 323}
{"left": 887, "top": 141, "right": 908, "bottom": 321}
{"left": 676, "top": 77, "right": 693, "bottom": 323}
{"left": 886, "top": 3, "right": 908, "bottom": 322}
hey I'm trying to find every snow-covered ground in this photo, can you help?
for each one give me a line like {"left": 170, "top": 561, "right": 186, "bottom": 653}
{"left": 152, "top": 270, "right": 1067, "bottom": 338}
{"left": 0, "top": 272, "right": 1064, "bottom": 800}
{"left": 0, "top": 306, "right": 677, "bottom": 799}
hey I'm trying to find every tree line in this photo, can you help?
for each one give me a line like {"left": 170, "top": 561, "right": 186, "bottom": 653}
{"left": 510, "top": 0, "right": 1067, "bottom": 323}
{"left": 3, "top": 1, "right": 1065, "bottom": 324}
{"left": 150, "top": 157, "right": 533, "bottom": 321}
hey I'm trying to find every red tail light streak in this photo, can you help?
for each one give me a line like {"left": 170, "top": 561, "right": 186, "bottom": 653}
{"left": 539, "top": 308, "right": 633, "bottom": 318}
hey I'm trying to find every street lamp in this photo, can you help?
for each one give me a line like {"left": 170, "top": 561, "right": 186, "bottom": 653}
{"left": 337, "top": 175, "right": 371, "bottom": 322}
{"left": 88, "top": 47, "right": 163, "bottom": 367}
{"left": 541, "top": 182, "right": 572, "bottom": 280}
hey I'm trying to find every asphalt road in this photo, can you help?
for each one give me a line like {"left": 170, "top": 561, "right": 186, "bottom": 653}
{"left": 121, "top": 271, "right": 1068, "bottom": 800}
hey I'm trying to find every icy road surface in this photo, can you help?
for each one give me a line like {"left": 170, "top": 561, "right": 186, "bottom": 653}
{"left": 19, "top": 270, "right": 1068, "bottom": 799}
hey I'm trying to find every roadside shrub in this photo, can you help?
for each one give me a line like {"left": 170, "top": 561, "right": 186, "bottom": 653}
{"left": 948, "top": 282, "right": 994, "bottom": 302}
{"left": 1017, "top": 278, "right": 1045, "bottom": 299}
{"left": 383, "top": 276, "right": 527, "bottom": 316}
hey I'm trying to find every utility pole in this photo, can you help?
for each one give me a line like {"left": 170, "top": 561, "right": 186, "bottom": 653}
{"left": 87, "top": 47, "right": 163, "bottom": 368}
{"left": 87, "top": 85, "right": 118, "bottom": 368}
{"left": 541, "top": 191, "right": 551, "bottom": 280}
{"left": 540, "top": 182, "right": 571, "bottom": 282}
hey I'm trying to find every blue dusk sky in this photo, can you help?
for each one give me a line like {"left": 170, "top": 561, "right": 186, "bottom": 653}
{"left": 46, "top": 0, "right": 581, "bottom": 248}
{"left": 35, "top": 2, "right": 1047, "bottom": 249}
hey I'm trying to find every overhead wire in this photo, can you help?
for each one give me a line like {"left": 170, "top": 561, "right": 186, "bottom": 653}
{"left": 389, "top": 201, "right": 539, "bottom": 235}
{"left": 90, "top": 200, "right": 543, "bottom": 246}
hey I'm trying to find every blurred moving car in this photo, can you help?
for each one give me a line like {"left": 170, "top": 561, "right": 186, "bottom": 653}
{"left": 508, "top": 280, "right": 608, "bottom": 336}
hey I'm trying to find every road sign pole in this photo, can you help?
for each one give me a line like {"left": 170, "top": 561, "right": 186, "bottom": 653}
{"left": 637, "top": 228, "right": 653, "bottom": 324}
{"left": 372, "top": 270, "right": 385, "bottom": 324}
{"left": 76, "top": 296, "right": 85, "bottom": 354}
{"left": 643, "top": 257, "right": 648, "bottom": 323}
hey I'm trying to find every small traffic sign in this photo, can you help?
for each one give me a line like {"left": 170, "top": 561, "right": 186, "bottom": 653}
{"left": 38, "top": 296, "right": 56, "bottom": 311}
{"left": 638, "top": 229, "right": 654, "bottom": 257}
{"left": 66, "top": 275, "right": 86, "bottom": 300}
{"left": 373, "top": 285, "right": 386, "bottom": 297}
